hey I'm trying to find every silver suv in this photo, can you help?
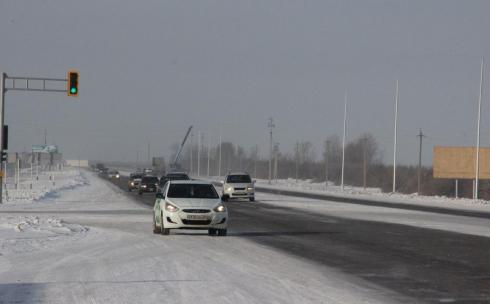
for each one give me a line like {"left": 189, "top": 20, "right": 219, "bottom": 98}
{"left": 222, "top": 172, "right": 255, "bottom": 202}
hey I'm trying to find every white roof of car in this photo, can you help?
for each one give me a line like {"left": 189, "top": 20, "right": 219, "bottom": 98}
{"left": 227, "top": 171, "right": 250, "bottom": 176}
{"left": 169, "top": 180, "right": 211, "bottom": 185}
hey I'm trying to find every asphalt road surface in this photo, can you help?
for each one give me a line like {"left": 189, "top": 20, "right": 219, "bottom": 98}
{"left": 109, "top": 175, "right": 490, "bottom": 303}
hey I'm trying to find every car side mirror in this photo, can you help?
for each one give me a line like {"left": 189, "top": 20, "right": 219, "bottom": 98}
{"left": 156, "top": 192, "right": 165, "bottom": 199}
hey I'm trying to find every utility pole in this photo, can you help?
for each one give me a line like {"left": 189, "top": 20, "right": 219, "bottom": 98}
{"left": 392, "top": 80, "right": 399, "bottom": 193}
{"left": 363, "top": 136, "right": 367, "bottom": 189}
{"left": 325, "top": 140, "right": 330, "bottom": 190}
{"left": 268, "top": 118, "right": 275, "bottom": 185}
{"left": 197, "top": 131, "right": 201, "bottom": 177}
{"left": 218, "top": 127, "right": 222, "bottom": 177}
{"left": 475, "top": 57, "right": 484, "bottom": 200}
{"left": 44, "top": 128, "right": 47, "bottom": 145}
{"left": 341, "top": 92, "right": 347, "bottom": 191}
{"left": 273, "top": 143, "right": 279, "bottom": 182}
{"left": 190, "top": 132, "right": 194, "bottom": 174}
{"left": 417, "top": 129, "right": 426, "bottom": 194}
{"left": 207, "top": 137, "right": 210, "bottom": 177}
{"left": 147, "top": 142, "right": 150, "bottom": 163}
{"left": 254, "top": 145, "right": 258, "bottom": 179}
{"left": 295, "top": 142, "right": 299, "bottom": 183}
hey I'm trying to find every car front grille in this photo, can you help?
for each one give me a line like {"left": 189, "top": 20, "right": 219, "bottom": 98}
{"left": 234, "top": 188, "right": 246, "bottom": 191}
{"left": 182, "top": 219, "right": 212, "bottom": 225}
{"left": 183, "top": 209, "right": 210, "bottom": 213}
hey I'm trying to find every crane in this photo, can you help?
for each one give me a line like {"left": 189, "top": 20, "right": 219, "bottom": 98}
{"left": 169, "top": 125, "right": 193, "bottom": 172}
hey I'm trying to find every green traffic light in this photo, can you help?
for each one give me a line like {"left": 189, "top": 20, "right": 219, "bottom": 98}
{"left": 71, "top": 87, "right": 77, "bottom": 94}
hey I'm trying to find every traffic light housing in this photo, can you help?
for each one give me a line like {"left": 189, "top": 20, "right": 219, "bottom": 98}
{"left": 1, "top": 151, "right": 7, "bottom": 162}
{"left": 67, "top": 70, "right": 79, "bottom": 97}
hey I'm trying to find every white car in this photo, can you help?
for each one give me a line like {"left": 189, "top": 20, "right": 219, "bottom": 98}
{"left": 222, "top": 172, "right": 255, "bottom": 201}
{"left": 153, "top": 181, "right": 228, "bottom": 236}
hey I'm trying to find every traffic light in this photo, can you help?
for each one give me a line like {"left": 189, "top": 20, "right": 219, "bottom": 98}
{"left": 1, "top": 151, "right": 7, "bottom": 162}
{"left": 67, "top": 70, "right": 79, "bottom": 96}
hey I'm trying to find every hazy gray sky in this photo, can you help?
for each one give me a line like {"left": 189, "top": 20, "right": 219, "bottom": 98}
{"left": 1, "top": 0, "right": 490, "bottom": 165}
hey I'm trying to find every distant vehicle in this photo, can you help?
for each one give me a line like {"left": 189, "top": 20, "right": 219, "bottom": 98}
{"left": 221, "top": 172, "right": 255, "bottom": 202}
{"left": 153, "top": 180, "right": 227, "bottom": 236}
{"left": 107, "top": 170, "right": 120, "bottom": 179}
{"left": 157, "top": 172, "right": 190, "bottom": 192}
{"left": 128, "top": 173, "right": 143, "bottom": 191}
{"left": 138, "top": 176, "right": 159, "bottom": 195}
{"left": 143, "top": 168, "right": 153, "bottom": 175}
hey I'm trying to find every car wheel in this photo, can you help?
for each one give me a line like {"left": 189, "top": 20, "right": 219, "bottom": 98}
{"left": 153, "top": 214, "right": 161, "bottom": 234}
{"left": 249, "top": 197, "right": 255, "bottom": 202}
{"left": 217, "top": 229, "right": 227, "bottom": 236}
{"left": 161, "top": 212, "right": 170, "bottom": 235}
{"left": 208, "top": 228, "right": 216, "bottom": 236}
{"left": 222, "top": 196, "right": 229, "bottom": 202}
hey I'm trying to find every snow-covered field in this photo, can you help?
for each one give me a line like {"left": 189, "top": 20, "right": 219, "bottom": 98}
{"left": 0, "top": 169, "right": 405, "bottom": 304}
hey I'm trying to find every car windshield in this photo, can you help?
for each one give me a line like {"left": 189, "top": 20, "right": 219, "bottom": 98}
{"left": 167, "top": 174, "right": 189, "bottom": 180}
{"left": 167, "top": 184, "right": 218, "bottom": 199}
{"left": 142, "top": 176, "right": 158, "bottom": 183}
{"left": 226, "top": 175, "right": 251, "bottom": 183}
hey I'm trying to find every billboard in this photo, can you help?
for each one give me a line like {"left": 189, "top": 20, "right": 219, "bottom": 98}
{"left": 433, "top": 146, "right": 490, "bottom": 179}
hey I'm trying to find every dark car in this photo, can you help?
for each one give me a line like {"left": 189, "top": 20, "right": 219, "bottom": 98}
{"left": 157, "top": 172, "right": 190, "bottom": 192}
{"left": 128, "top": 173, "right": 143, "bottom": 191}
{"left": 138, "top": 176, "right": 159, "bottom": 195}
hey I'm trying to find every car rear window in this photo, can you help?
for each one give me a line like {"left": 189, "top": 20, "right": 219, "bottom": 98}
{"left": 167, "top": 174, "right": 190, "bottom": 180}
{"left": 167, "top": 184, "right": 218, "bottom": 199}
{"left": 226, "top": 175, "right": 251, "bottom": 183}
{"left": 142, "top": 176, "right": 159, "bottom": 183}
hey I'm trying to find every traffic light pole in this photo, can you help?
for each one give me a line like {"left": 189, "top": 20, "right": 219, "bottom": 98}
{"left": 0, "top": 73, "right": 6, "bottom": 204}
{"left": 0, "top": 72, "right": 74, "bottom": 204}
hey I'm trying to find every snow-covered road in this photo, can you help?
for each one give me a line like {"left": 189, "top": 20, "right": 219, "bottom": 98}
{"left": 0, "top": 170, "right": 404, "bottom": 304}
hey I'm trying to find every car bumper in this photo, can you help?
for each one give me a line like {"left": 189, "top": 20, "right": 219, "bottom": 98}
{"left": 223, "top": 189, "right": 254, "bottom": 198}
{"left": 163, "top": 210, "right": 227, "bottom": 229}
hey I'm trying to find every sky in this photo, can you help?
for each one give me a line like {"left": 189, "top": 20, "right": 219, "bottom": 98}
{"left": 1, "top": 0, "right": 490, "bottom": 165}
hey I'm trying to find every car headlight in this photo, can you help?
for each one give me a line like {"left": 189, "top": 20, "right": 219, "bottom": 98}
{"left": 131, "top": 182, "right": 134, "bottom": 186}
{"left": 213, "top": 204, "right": 226, "bottom": 212}
{"left": 226, "top": 186, "right": 233, "bottom": 192}
{"left": 116, "top": 175, "right": 120, "bottom": 178}
{"left": 142, "top": 185, "right": 147, "bottom": 188}
{"left": 165, "top": 202, "right": 179, "bottom": 212}
{"left": 247, "top": 187, "right": 253, "bottom": 191}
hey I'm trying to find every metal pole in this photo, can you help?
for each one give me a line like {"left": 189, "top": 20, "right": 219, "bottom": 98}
{"left": 325, "top": 140, "right": 329, "bottom": 190}
{"left": 207, "top": 138, "right": 210, "bottom": 177}
{"left": 392, "top": 80, "right": 399, "bottom": 193}
{"left": 268, "top": 118, "right": 275, "bottom": 185}
{"left": 218, "top": 127, "right": 222, "bottom": 177}
{"left": 0, "top": 73, "right": 5, "bottom": 203}
{"left": 190, "top": 132, "right": 193, "bottom": 174}
{"left": 363, "top": 136, "right": 367, "bottom": 190}
{"left": 197, "top": 131, "right": 201, "bottom": 177}
{"left": 254, "top": 145, "right": 258, "bottom": 179}
{"left": 295, "top": 142, "right": 299, "bottom": 183}
{"left": 417, "top": 129, "right": 425, "bottom": 194}
{"left": 455, "top": 179, "right": 459, "bottom": 199}
{"left": 341, "top": 92, "right": 347, "bottom": 191}
{"left": 475, "top": 57, "right": 484, "bottom": 200}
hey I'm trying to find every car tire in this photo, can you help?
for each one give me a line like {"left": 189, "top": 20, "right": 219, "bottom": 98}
{"left": 249, "top": 197, "right": 255, "bottom": 202}
{"left": 153, "top": 214, "right": 160, "bottom": 234}
{"left": 161, "top": 212, "right": 170, "bottom": 235}
{"left": 222, "top": 196, "right": 229, "bottom": 202}
{"left": 217, "top": 229, "right": 227, "bottom": 236}
{"left": 208, "top": 228, "right": 216, "bottom": 236}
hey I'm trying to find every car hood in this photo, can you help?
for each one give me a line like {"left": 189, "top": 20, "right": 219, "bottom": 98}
{"left": 167, "top": 198, "right": 221, "bottom": 208}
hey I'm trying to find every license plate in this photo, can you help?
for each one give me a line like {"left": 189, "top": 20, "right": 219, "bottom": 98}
{"left": 187, "top": 214, "right": 209, "bottom": 220}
